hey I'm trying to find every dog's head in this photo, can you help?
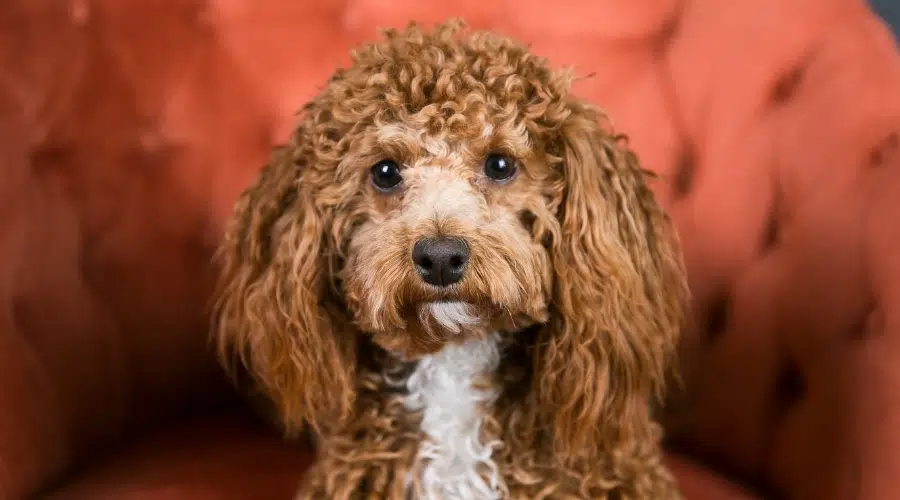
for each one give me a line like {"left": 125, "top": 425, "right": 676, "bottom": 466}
{"left": 215, "top": 20, "right": 688, "bottom": 457}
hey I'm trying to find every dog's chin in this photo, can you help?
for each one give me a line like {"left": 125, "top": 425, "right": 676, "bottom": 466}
{"left": 368, "top": 300, "right": 492, "bottom": 360}
{"left": 417, "top": 300, "right": 481, "bottom": 336}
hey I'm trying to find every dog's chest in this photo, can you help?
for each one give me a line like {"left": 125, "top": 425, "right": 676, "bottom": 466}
{"left": 402, "top": 334, "right": 505, "bottom": 499}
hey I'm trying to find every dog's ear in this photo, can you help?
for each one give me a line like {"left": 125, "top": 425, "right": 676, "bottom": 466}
{"left": 214, "top": 146, "right": 356, "bottom": 437}
{"left": 536, "top": 100, "right": 689, "bottom": 460}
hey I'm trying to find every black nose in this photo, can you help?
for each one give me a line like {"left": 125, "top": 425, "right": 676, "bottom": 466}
{"left": 412, "top": 237, "right": 469, "bottom": 287}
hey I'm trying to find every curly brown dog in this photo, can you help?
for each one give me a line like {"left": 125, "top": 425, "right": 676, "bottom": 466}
{"left": 214, "top": 19, "right": 689, "bottom": 500}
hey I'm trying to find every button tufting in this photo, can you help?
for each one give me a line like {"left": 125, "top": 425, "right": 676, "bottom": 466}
{"left": 760, "top": 192, "right": 782, "bottom": 254}
{"left": 771, "top": 66, "right": 805, "bottom": 104}
{"left": 29, "top": 143, "right": 71, "bottom": 175}
{"left": 704, "top": 291, "right": 732, "bottom": 342}
{"left": 869, "top": 132, "right": 899, "bottom": 168}
{"left": 773, "top": 360, "right": 805, "bottom": 416}
{"left": 848, "top": 304, "right": 882, "bottom": 341}
{"left": 651, "top": 1, "right": 684, "bottom": 55}
{"left": 760, "top": 218, "right": 779, "bottom": 254}
{"left": 672, "top": 144, "right": 696, "bottom": 199}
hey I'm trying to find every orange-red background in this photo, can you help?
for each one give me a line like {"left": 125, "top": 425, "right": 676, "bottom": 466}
{"left": 1, "top": 1, "right": 899, "bottom": 499}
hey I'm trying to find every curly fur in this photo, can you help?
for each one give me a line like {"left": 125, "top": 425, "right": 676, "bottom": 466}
{"left": 214, "top": 19, "right": 689, "bottom": 499}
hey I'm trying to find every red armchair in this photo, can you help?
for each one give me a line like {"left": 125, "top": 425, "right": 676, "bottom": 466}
{"left": 1, "top": 1, "right": 898, "bottom": 498}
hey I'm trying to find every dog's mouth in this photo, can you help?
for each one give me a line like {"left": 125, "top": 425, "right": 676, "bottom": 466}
{"left": 369, "top": 296, "right": 543, "bottom": 360}
{"left": 416, "top": 300, "right": 480, "bottom": 335}
{"left": 410, "top": 284, "right": 493, "bottom": 308}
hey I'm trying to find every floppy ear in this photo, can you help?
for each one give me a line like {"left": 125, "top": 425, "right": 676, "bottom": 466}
{"left": 536, "top": 101, "right": 689, "bottom": 459}
{"left": 213, "top": 146, "right": 357, "bottom": 437}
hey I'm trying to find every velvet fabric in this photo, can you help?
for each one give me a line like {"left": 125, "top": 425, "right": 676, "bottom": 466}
{"left": 1, "top": 1, "right": 898, "bottom": 498}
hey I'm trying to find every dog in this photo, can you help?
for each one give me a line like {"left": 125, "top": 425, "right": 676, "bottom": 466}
{"left": 214, "top": 20, "right": 689, "bottom": 500}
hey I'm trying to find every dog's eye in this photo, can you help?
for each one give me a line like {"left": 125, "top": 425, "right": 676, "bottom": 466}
{"left": 370, "top": 160, "right": 403, "bottom": 192}
{"left": 484, "top": 154, "right": 517, "bottom": 182}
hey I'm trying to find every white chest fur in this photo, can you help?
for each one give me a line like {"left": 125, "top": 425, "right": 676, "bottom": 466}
{"left": 403, "top": 333, "right": 506, "bottom": 499}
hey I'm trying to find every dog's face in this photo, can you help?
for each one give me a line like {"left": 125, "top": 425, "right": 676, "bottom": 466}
{"left": 216, "top": 21, "right": 688, "bottom": 457}
{"left": 341, "top": 113, "right": 557, "bottom": 357}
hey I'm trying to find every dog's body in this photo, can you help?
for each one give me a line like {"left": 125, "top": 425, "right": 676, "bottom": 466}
{"left": 215, "top": 21, "right": 689, "bottom": 499}
{"left": 295, "top": 333, "right": 679, "bottom": 499}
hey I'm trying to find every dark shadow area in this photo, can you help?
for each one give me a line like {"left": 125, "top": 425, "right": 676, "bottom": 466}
{"left": 870, "top": 0, "right": 900, "bottom": 36}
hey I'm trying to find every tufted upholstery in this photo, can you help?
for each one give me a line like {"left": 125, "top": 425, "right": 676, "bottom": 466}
{"left": 0, "top": 1, "right": 898, "bottom": 499}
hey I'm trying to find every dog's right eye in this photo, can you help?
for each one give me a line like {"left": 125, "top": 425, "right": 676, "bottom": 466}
{"left": 484, "top": 153, "right": 517, "bottom": 182}
{"left": 370, "top": 160, "right": 403, "bottom": 192}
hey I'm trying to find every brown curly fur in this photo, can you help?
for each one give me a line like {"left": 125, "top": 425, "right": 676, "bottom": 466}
{"left": 214, "top": 20, "right": 689, "bottom": 499}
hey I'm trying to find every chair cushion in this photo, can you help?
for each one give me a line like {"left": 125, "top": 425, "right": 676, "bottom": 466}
{"left": 45, "top": 413, "right": 757, "bottom": 500}
{"left": 44, "top": 413, "right": 313, "bottom": 500}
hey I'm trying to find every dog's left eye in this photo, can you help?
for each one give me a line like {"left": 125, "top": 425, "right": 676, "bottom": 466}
{"left": 484, "top": 154, "right": 517, "bottom": 182}
{"left": 370, "top": 160, "right": 403, "bottom": 192}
